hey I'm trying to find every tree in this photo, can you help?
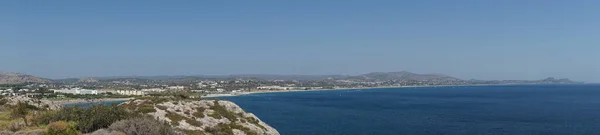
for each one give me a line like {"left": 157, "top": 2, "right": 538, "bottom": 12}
{"left": 12, "top": 86, "right": 22, "bottom": 93}
{"left": 11, "top": 102, "right": 30, "bottom": 126}
{"left": 37, "top": 87, "right": 50, "bottom": 94}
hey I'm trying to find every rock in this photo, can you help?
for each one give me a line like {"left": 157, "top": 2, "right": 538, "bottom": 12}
{"left": 85, "top": 129, "right": 125, "bottom": 135}
{"left": 3, "top": 96, "right": 61, "bottom": 110}
{"left": 121, "top": 99, "right": 280, "bottom": 135}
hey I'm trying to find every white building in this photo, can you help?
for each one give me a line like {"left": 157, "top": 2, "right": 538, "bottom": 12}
{"left": 167, "top": 86, "right": 185, "bottom": 90}
{"left": 115, "top": 90, "right": 145, "bottom": 96}
{"left": 257, "top": 86, "right": 291, "bottom": 90}
{"left": 53, "top": 89, "right": 100, "bottom": 95}
{"left": 216, "top": 89, "right": 225, "bottom": 92}
{"left": 141, "top": 88, "right": 165, "bottom": 92}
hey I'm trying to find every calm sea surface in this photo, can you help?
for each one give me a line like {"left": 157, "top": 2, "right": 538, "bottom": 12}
{"left": 221, "top": 85, "right": 600, "bottom": 135}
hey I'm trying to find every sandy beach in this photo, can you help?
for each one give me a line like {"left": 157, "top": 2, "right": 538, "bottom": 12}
{"left": 202, "top": 86, "right": 406, "bottom": 98}
{"left": 201, "top": 84, "right": 514, "bottom": 98}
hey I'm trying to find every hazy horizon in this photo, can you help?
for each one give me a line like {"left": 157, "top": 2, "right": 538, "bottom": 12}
{"left": 0, "top": 71, "right": 587, "bottom": 83}
{"left": 2, "top": 1, "right": 599, "bottom": 82}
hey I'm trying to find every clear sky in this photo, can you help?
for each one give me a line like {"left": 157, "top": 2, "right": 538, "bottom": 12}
{"left": 1, "top": 0, "right": 599, "bottom": 82}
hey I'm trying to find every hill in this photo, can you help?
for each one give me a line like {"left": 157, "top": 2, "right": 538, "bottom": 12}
{"left": 349, "top": 71, "right": 462, "bottom": 82}
{"left": 0, "top": 72, "right": 51, "bottom": 84}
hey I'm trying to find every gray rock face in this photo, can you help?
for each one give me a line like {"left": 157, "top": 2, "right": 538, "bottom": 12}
{"left": 3, "top": 96, "right": 62, "bottom": 110}
{"left": 122, "top": 99, "right": 280, "bottom": 135}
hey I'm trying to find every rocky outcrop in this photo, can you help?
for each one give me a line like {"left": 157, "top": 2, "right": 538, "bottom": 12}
{"left": 0, "top": 72, "right": 51, "bottom": 84}
{"left": 121, "top": 99, "right": 279, "bottom": 135}
{"left": 2, "top": 96, "right": 62, "bottom": 110}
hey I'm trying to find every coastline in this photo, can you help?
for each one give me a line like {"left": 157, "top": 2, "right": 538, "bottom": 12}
{"left": 201, "top": 83, "right": 541, "bottom": 98}
{"left": 201, "top": 85, "right": 451, "bottom": 98}
{"left": 50, "top": 98, "right": 133, "bottom": 105}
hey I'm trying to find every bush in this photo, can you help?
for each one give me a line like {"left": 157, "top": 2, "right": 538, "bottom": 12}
{"left": 156, "top": 105, "right": 168, "bottom": 110}
{"left": 0, "top": 99, "right": 8, "bottom": 106}
{"left": 205, "top": 123, "right": 258, "bottom": 135}
{"left": 108, "top": 117, "right": 175, "bottom": 135}
{"left": 33, "top": 104, "right": 134, "bottom": 133}
{"left": 166, "top": 112, "right": 185, "bottom": 126}
{"left": 209, "top": 101, "right": 237, "bottom": 121}
{"left": 11, "top": 102, "right": 32, "bottom": 126}
{"left": 42, "top": 121, "right": 80, "bottom": 135}
{"left": 137, "top": 106, "right": 156, "bottom": 114}
{"left": 192, "top": 109, "right": 205, "bottom": 118}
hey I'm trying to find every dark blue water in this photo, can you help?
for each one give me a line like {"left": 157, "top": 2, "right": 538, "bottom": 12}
{"left": 222, "top": 85, "right": 600, "bottom": 135}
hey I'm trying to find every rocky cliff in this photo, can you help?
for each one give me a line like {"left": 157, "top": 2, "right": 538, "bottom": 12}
{"left": 121, "top": 98, "right": 279, "bottom": 135}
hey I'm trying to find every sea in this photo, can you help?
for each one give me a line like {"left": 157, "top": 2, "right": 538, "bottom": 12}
{"left": 221, "top": 84, "right": 600, "bottom": 135}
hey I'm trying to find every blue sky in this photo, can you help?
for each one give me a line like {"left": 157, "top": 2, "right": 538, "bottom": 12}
{"left": 1, "top": 0, "right": 599, "bottom": 82}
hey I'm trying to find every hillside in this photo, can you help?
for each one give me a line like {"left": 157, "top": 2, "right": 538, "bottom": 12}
{"left": 119, "top": 98, "right": 280, "bottom": 135}
{"left": 347, "top": 71, "right": 462, "bottom": 82}
{"left": 0, "top": 72, "right": 51, "bottom": 84}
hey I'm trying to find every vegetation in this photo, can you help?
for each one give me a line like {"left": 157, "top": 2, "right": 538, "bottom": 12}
{"left": 166, "top": 112, "right": 185, "bottom": 126}
{"left": 42, "top": 121, "right": 80, "bottom": 135}
{"left": 120, "top": 99, "right": 159, "bottom": 114}
{"left": 0, "top": 111, "right": 13, "bottom": 131}
{"left": 192, "top": 108, "right": 206, "bottom": 118}
{"left": 246, "top": 117, "right": 266, "bottom": 130}
{"left": 0, "top": 96, "right": 271, "bottom": 135}
{"left": 34, "top": 104, "right": 134, "bottom": 133}
{"left": 205, "top": 123, "right": 258, "bottom": 135}
{"left": 108, "top": 116, "right": 175, "bottom": 135}
{"left": 11, "top": 101, "right": 38, "bottom": 126}
{"left": 208, "top": 100, "right": 238, "bottom": 121}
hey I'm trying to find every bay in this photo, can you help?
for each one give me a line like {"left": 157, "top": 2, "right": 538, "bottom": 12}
{"left": 222, "top": 84, "right": 600, "bottom": 135}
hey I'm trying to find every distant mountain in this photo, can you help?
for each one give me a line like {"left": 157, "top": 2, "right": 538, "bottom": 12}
{"left": 539, "top": 77, "right": 582, "bottom": 84}
{"left": 348, "top": 71, "right": 463, "bottom": 82}
{"left": 0, "top": 72, "right": 52, "bottom": 84}
{"left": 10, "top": 71, "right": 581, "bottom": 85}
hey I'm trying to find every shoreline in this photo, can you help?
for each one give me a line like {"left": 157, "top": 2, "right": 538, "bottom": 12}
{"left": 203, "top": 83, "right": 583, "bottom": 98}
{"left": 202, "top": 84, "right": 514, "bottom": 98}
{"left": 51, "top": 98, "right": 133, "bottom": 105}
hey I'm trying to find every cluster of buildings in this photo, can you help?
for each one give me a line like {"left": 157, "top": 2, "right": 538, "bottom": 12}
{"left": 256, "top": 86, "right": 324, "bottom": 90}
{"left": 114, "top": 90, "right": 145, "bottom": 96}
{"left": 52, "top": 88, "right": 102, "bottom": 95}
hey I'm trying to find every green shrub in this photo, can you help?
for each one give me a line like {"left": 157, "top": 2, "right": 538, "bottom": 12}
{"left": 166, "top": 112, "right": 184, "bottom": 126}
{"left": 11, "top": 102, "right": 32, "bottom": 126}
{"left": 246, "top": 117, "right": 266, "bottom": 130}
{"left": 42, "top": 121, "right": 80, "bottom": 135}
{"left": 137, "top": 106, "right": 156, "bottom": 114}
{"left": 33, "top": 104, "right": 134, "bottom": 133}
{"left": 156, "top": 105, "right": 168, "bottom": 110}
{"left": 0, "top": 99, "right": 8, "bottom": 106}
{"left": 209, "top": 101, "right": 237, "bottom": 121}
{"left": 205, "top": 123, "right": 258, "bottom": 135}
{"left": 192, "top": 109, "right": 205, "bottom": 118}
{"left": 185, "top": 118, "right": 203, "bottom": 127}
{"left": 109, "top": 117, "right": 175, "bottom": 135}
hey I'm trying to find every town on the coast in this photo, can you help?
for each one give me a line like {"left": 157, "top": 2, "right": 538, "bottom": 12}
{"left": 0, "top": 71, "right": 581, "bottom": 99}
{"left": 0, "top": 71, "right": 581, "bottom": 135}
